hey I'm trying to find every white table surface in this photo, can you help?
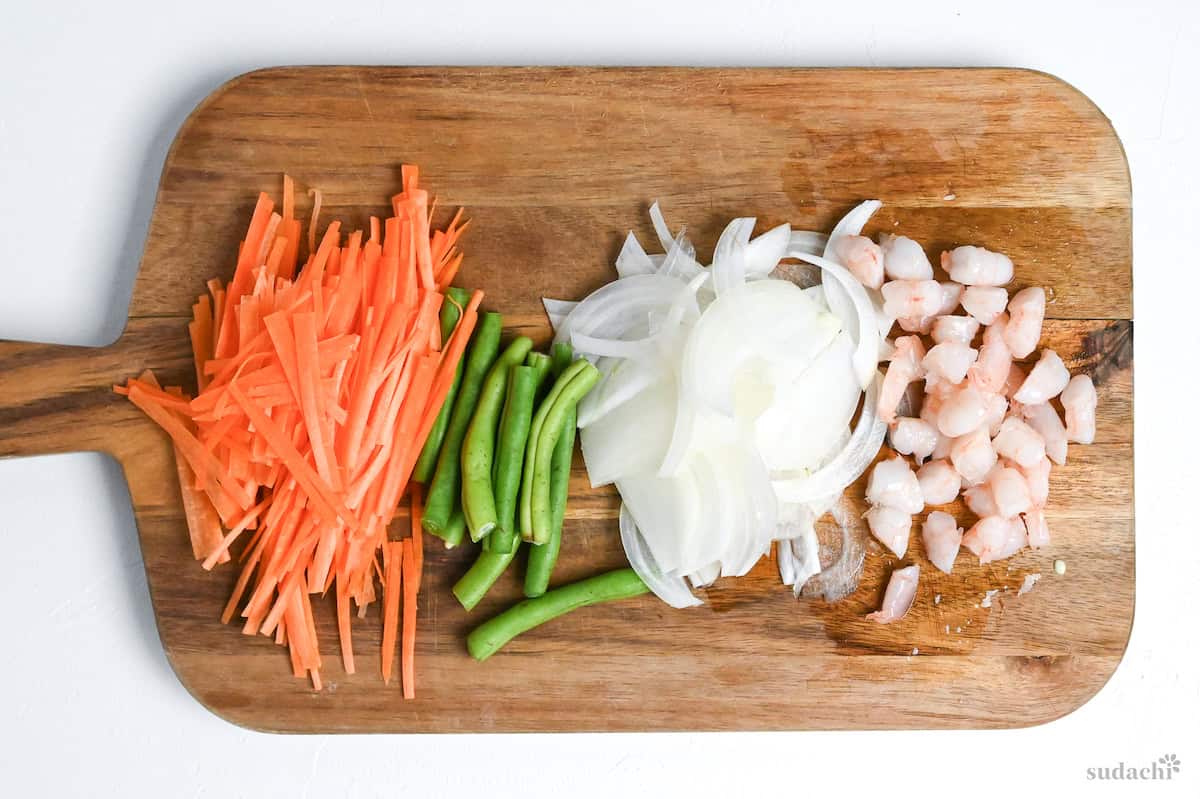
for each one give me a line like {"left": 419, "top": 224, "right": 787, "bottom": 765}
{"left": 1, "top": 1, "right": 1195, "bottom": 796}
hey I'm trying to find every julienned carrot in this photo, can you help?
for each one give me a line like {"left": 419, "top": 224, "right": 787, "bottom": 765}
{"left": 117, "top": 169, "right": 471, "bottom": 692}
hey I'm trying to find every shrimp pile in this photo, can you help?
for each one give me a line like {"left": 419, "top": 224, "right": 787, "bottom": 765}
{"left": 849, "top": 235, "right": 1098, "bottom": 623}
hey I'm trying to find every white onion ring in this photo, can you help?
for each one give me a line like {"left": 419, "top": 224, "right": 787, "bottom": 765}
{"left": 620, "top": 505, "right": 702, "bottom": 608}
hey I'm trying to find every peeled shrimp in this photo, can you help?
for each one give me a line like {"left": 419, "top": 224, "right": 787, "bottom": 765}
{"left": 897, "top": 315, "right": 935, "bottom": 334}
{"left": 1013, "top": 349, "right": 1070, "bottom": 405}
{"left": 931, "top": 315, "right": 980, "bottom": 345}
{"left": 937, "top": 384, "right": 988, "bottom": 438}
{"left": 989, "top": 466, "right": 1032, "bottom": 518}
{"left": 1016, "top": 455, "right": 1051, "bottom": 507}
{"left": 879, "top": 234, "right": 933, "bottom": 280}
{"left": 968, "top": 314, "right": 1013, "bottom": 393}
{"left": 922, "top": 511, "right": 963, "bottom": 574}
{"left": 1023, "top": 507, "right": 1050, "bottom": 549}
{"left": 941, "top": 245, "right": 1014, "bottom": 286}
{"left": 963, "top": 482, "right": 999, "bottom": 517}
{"left": 1020, "top": 402, "right": 1068, "bottom": 465}
{"left": 1061, "top": 374, "right": 1097, "bottom": 444}
{"left": 882, "top": 279, "right": 943, "bottom": 321}
{"left": 1002, "top": 363, "right": 1027, "bottom": 398}
{"left": 963, "top": 516, "right": 1027, "bottom": 564}
{"left": 950, "top": 425, "right": 997, "bottom": 484}
{"left": 983, "top": 392, "right": 1008, "bottom": 436}
{"left": 992, "top": 416, "right": 1046, "bottom": 468}
{"left": 961, "top": 286, "right": 1009, "bottom": 325}
{"left": 922, "top": 341, "right": 978, "bottom": 385}
{"left": 890, "top": 417, "right": 939, "bottom": 463}
{"left": 1003, "top": 287, "right": 1045, "bottom": 358}
{"left": 878, "top": 335, "right": 926, "bottom": 424}
{"left": 917, "top": 459, "right": 961, "bottom": 505}
{"left": 866, "top": 456, "right": 924, "bottom": 514}
{"left": 834, "top": 234, "right": 885, "bottom": 290}
{"left": 865, "top": 505, "right": 912, "bottom": 558}
{"left": 868, "top": 564, "right": 920, "bottom": 624}
{"left": 937, "top": 282, "right": 963, "bottom": 315}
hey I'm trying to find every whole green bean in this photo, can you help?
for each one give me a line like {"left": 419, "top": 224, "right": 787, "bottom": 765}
{"left": 422, "top": 312, "right": 503, "bottom": 542}
{"left": 461, "top": 337, "right": 534, "bottom": 541}
{"left": 453, "top": 547, "right": 520, "bottom": 611}
{"left": 485, "top": 365, "right": 537, "bottom": 555}
{"left": 530, "top": 363, "right": 599, "bottom": 544}
{"left": 466, "top": 568, "right": 648, "bottom": 661}
{"left": 412, "top": 287, "right": 472, "bottom": 484}
{"left": 440, "top": 507, "right": 467, "bottom": 549}
{"left": 518, "top": 358, "right": 592, "bottom": 541}
{"left": 525, "top": 351, "right": 554, "bottom": 397}
{"left": 524, "top": 403, "right": 575, "bottom": 596}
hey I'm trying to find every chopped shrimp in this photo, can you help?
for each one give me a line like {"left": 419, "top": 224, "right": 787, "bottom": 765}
{"left": 983, "top": 391, "right": 1008, "bottom": 436}
{"left": 1061, "top": 374, "right": 1097, "bottom": 444}
{"left": 937, "top": 281, "right": 964, "bottom": 315}
{"left": 968, "top": 314, "right": 1013, "bottom": 394}
{"left": 930, "top": 315, "right": 980, "bottom": 345}
{"left": 867, "top": 564, "right": 920, "bottom": 623}
{"left": 867, "top": 456, "right": 924, "bottom": 514}
{"left": 878, "top": 336, "right": 926, "bottom": 424}
{"left": 1013, "top": 349, "right": 1070, "bottom": 404}
{"left": 963, "top": 482, "right": 999, "bottom": 517}
{"left": 881, "top": 279, "right": 943, "bottom": 321}
{"left": 963, "top": 516, "right": 1027, "bottom": 564}
{"left": 922, "top": 341, "right": 978, "bottom": 385}
{"left": 937, "top": 384, "right": 988, "bottom": 438}
{"left": 961, "top": 286, "right": 1009, "bottom": 325}
{"left": 890, "top": 417, "right": 939, "bottom": 463}
{"left": 940, "top": 245, "right": 1014, "bottom": 286}
{"left": 950, "top": 425, "right": 997, "bottom": 484}
{"left": 1019, "top": 402, "right": 1068, "bottom": 465}
{"left": 992, "top": 416, "right": 1046, "bottom": 468}
{"left": 922, "top": 511, "right": 963, "bottom": 574}
{"left": 1002, "top": 363, "right": 1027, "bottom": 398}
{"left": 917, "top": 459, "right": 961, "bottom": 505}
{"left": 1024, "top": 507, "right": 1050, "bottom": 548}
{"left": 931, "top": 432, "right": 953, "bottom": 460}
{"left": 865, "top": 506, "right": 912, "bottom": 558}
{"left": 897, "top": 315, "right": 934, "bottom": 334}
{"left": 1003, "top": 287, "right": 1045, "bottom": 358}
{"left": 879, "top": 234, "right": 933, "bottom": 280}
{"left": 834, "top": 234, "right": 885, "bottom": 289}
{"left": 1013, "top": 455, "right": 1051, "bottom": 507}
{"left": 989, "top": 466, "right": 1032, "bottom": 518}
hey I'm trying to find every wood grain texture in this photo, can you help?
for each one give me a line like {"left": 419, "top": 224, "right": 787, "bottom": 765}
{"left": 0, "top": 67, "right": 1132, "bottom": 732}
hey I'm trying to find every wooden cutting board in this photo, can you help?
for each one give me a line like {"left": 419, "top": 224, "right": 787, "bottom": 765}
{"left": 0, "top": 67, "right": 1133, "bottom": 733}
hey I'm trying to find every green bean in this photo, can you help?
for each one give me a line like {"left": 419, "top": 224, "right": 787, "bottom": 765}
{"left": 412, "top": 287, "right": 472, "bottom": 484}
{"left": 453, "top": 547, "right": 519, "bottom": 612}
{"left": 525, "top": 351, "right": 554, "bottom": 398}
{"left": 524, "top": 402, "right": 575, "bottom": 596}
{"left": 422, "top": 312, "right": 503, "bottom": 543}
{"left": 461, "top": 337, "right": 534, "bottom": 541}
{"left": 485, "top": 365, "right": 537, "bottom": 555}
{"left": 550, "top": 340, "right": 573, "bottom": 376}
{"left": 439, "top": 506, "right": 467, "bottom": 549}
{"left": 466, "top": 568, "right": 648, "bottom": 661}
{"left": 530, "top": 363, "right": 599, "bottom": 544}
{"left": 518, "top": 358, "right": 591, "bottom": 541}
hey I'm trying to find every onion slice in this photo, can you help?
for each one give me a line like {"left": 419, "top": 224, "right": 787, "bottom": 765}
{"left": 620, "top": 505, "right": 702, "bottom": 608}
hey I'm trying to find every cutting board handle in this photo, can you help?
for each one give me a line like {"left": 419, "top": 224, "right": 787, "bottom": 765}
{"left": 0, "top": 335, "right": 146, "bottom": 461}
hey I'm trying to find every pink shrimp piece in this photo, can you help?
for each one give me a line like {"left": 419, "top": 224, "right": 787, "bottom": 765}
{"left": 1013, "top": 349, "right": 1071, "bottom": 405}
{"left": 1061, "top": 374, "right": 1097, "bottom": 444}
{"left": 968, "top": 314, "right": 1013, "bottom": 394}
{"left": 940, "top": 245, "right": 1014, "bottom": 286}
{"left": 922, "top": 341, "right": 978, "bottom": 386}
{"left": 897, "top": 315, "right": 934, "bottom": 334}
{"left": 917, "top": 459, "right": 961, "bottom": 505}
{"left": 992, "top": 416, "right": 1046, "bottom": 468}
{"left": 1002, "top": 363, "right": 1027, "bottom": 398}
{"left": 867, "top": 564, "right": 920, "bottom": 624}
{"left": 983, "top": 391, "right": 1008, "bottom": 437}
{"left": 865, "top": 506, "right": 913, "bottom": 558}
{"left": 1003, "top": 287, "right": 1045, "bottom": 358}
{"left": 867, "top": 455, "right": 924, "bottom": 514}
{"left": 879, "top": 234, "right": 933, "bottom": 280}
{"left": 1023, "top": 507, "right": 1051, "bottom": 549}
{"left": 930, "top": 315, "right": 980, "bottom": 345}
{"left": 950, "top": 425, "right": 997, "bottom": 484}
{"left": 890, "top": 417, "right": 939, "bottom": 463}
{"left": 834, "top": 234, "right": 884, "bottom": 290}
{"left": 1020, "top": 402, "right": 1068, "bottom": 465}
{"left": 989, "top": 466, "right": 1032, "bottom": 518}
{"left": 877, "top": 336, "right": 926, "bottom": 424}
{"left": 1016, "top": 455, "right": 1051, "bottom": 507}
{"left": 963, "top": 516, "right": 1027, "bottom": 564}
{"left": 881, "top": 279, "right": 943, "bottom": 321}
{"left": 922, "top": 511, "right": 963, "bottom": 574}
{"left": 961, "top": 286, "right": 1009, "bottom": 325}
{"left": 937, "top": 281, "right": 964, "bottom": 315}
{"left": 963, "top": 482, "right": 999, "bottom": 517}
{"left": 937, "top": 384, "right": 988, "bottom": 438}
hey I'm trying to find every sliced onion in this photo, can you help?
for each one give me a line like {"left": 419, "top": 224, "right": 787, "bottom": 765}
{"left": 745, "top": 223, "right": 791, "bottom": 277}
{"left": 553, "top": 273, "right": 687, "bottom": 345}
{"left": 615, "top": 232, "right": 655, "bottom": 278}
{"left": 620, "top": 505, "right": 702, "bottom": 608}
{"left": 648, "top": 200, "right": 676, "bottom": 252}
{"left": 820, "top": 200, "right": 882, "bottom": 332}
{"left": 788, "top": 230, "right": 829, "bottom": 256}
{"left": 687, "top": 561, "right": 721, "bottom": 590}
{"left": 542, "top": 297, "right": 578, "bottom": 333}
{"left": 579, "top": 376, "right": 675, "bottom": 486}
{"left": 577, "top": 356, "right": 659, "bottom": 429}
{"left": 711, "top": 217, "right": 754, "bottom": 295}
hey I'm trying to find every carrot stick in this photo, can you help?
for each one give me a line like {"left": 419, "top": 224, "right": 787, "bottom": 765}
{"left": 401, "top": 538, "right": 418, "bottom": 699}
{"left": 381, "top": 540, "right": 403, "bottom": 684}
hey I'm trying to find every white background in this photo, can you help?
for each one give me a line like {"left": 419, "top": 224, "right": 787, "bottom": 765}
{"left": 1, "top": 1, "right": 1195, "bottom": 796}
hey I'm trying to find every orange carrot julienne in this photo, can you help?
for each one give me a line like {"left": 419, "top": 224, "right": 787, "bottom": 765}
{"left": 381, "top": 540, "right": 403, "bottom": 684}
{"left": 401, "top": 538, "right": 418, "bottom": 699}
